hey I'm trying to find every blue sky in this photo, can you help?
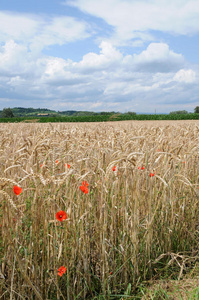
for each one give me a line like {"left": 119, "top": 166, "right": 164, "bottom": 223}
{"left": 0, "top": 0, "right": 199, "bottom": 113}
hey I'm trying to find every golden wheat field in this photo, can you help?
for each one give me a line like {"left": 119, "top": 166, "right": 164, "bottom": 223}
{"left": 0, "top": 120, "right": 199, "bottom": 299}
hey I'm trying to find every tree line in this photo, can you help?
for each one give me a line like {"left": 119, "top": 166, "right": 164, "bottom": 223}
{"left": 0, "top": 106, "right": 199, "bottom": 118}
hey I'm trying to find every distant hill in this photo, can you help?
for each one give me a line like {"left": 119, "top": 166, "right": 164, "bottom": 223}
{"left": 11, "top": 107, "right": 58, "bottom": 117}
{"left": 0, "top": 107, "right": 97, "bottom": 117}
{"left": 0, "top": 107, "right": 119, "bottom": 117}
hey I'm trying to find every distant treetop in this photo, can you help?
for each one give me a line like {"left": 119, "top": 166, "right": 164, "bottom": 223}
{"left": 1, "top": 107, "right": 14, "bottom": 118}
{"left": 194, "top": 106, "right": 199, "bottom": 113}
{"left": 169, "top": 110, "right": 188, "bottom": 114}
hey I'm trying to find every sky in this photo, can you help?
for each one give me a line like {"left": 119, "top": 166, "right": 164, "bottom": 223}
{"left": 0, "top": 0, "right": 199, "bottom": 113}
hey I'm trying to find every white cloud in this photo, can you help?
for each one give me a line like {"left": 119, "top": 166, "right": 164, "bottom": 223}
{"left": 173, "top": 69, "right": 196, "bottom": 83}
{"left": 0, "top": 39, "right": 198, "bottom": 113}
{"left": 0, "top": 11, "right": 40, "bottom": 41}
{"left": 77, "top": 41, "right": 123, "bottom": 71}
{"left": 42, "top": 57, "right": 84, "bottom": 86}
{"left": 132, "top": 43, "right": 184, "bottom": 72}
{"left": 0, "top": 11, "right": 91, "bottom": 53}
{"left": 134, "top": 43, "right": 182, "bottom": 63}
{"left": 73, "top": 41, "right": 184, "bottom": 74}
{"left": 30, "top": 16, "right": 90, "bottom": 53}
{"left": 0, "top": 40, "right": 35, "bottom": 76}
{"left": 67, "top": 0, "right": 199, "bottom": 45}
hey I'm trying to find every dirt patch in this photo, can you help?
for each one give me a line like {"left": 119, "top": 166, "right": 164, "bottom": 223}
{"left": 20, "top": 119, "right": 39, "bottom": 123}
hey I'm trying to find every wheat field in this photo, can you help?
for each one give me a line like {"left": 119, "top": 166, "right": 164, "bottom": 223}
{"left": 0, "top": 120, "right": 199, "bottom": 299}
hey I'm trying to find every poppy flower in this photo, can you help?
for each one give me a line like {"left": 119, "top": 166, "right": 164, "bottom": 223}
{"left": 56, "top": 160, "right": 59, "bottom": 164}
{"left": 58, "top": 266, "right": 66, "bottom": 277}
{"left": 55, "top": 211, "right": 67, "bottom": 222}
{"left": 138, "top": 166, "right": 144, "bottom": 170}
{"left": 13, "top": 186, "right": 22, "bottom": 195}
{"left": 112, "top": 166, "right": 116, "bottom": 171}
{"left": 79, "top": 181, "right": 89, "bottom": 194}
{"left": 65, "top": 163, "right": 70, "bottom": 168}
{"left": 149, "top": 173, "right": 155, "bottom": 177}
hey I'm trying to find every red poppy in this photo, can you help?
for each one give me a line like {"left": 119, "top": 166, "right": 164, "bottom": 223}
{"left": 83, "top": 181, "right": 89, "bottom": 187}
{"left": 58, "top": 266, "right": 66, "bottom": 277}
{"left": 55, "top": 211, "right": 67, "bottom": 222}
{"left": 79, "top": 181, "right": 89, "bottom": 194}
{"left": 138, "top": 166, "right": 144, "bottom": 170}
{"left": 56, "top": 160, "right": 59, "bottom": 164}
{"left": 66, "top": 164, "right": 70, "bottom": 168}
{"left": 112, "top": 166, "right": 116, "bottom": 171}
{"left": 13, "top": 186, "right": 22, "bottom": 195}
{"left": 149, "top": 173, "right": 155, "bottom": 177}
{"left": 41, "top": 164, "right": 43, "bottom": 168}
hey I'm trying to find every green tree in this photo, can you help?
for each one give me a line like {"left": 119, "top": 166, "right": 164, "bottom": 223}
{"left": 194, "top": 106, "right": 199, "bottom": 113}
{"left": 169, "top": 110, "right": 188, "bottom": 114}
{"left": 126, "top": 111, "right": 136, "bottom": 115}
{"left": 1, "top": 107, "right": 14, "bottom": 118}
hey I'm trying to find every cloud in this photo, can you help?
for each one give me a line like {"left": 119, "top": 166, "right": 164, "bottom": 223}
{"left": 73, "top": 41, "right": 184, "bottom": 74}
{"left": 66, "top": 0, "right": 199, "bottom": 45}
{"left": 0, "top": 39, "right": 198, "bottom": 113}
{"left": 0, "top": 11, "right": 40, "bottom": 41}
{"left": 0, "top": 11, "right": 91, "bottom": 53}
{"left": 30, "top": 16, "right": 90, "bottom": 53}
{"left": 42, "top": 57, "right": 85, "bottom": 86}
{"left": 0, "top": 40, "right": 35, "bottom": 77}
{"left": 173, "top": 69, "right": 196, "bottom": 83}
{"left": 132, "top": 43, "right": 184, "bottom": 72}
{"left": 76, "top": 41, "right": 123, "bottom": 72}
